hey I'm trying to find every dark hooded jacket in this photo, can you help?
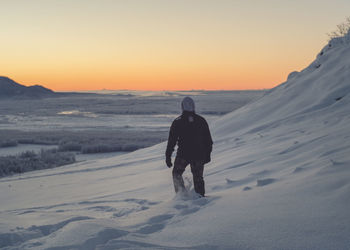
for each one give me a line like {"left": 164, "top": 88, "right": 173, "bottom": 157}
{"left": 166, "top": 111, "right": 213, "bottom": 163}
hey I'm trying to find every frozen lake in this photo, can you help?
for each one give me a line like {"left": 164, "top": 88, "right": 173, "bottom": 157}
{"left": 0, "top": 90, "right": 265, "bottom": 157}
{"left": 1, "top": 113, "right": 220, "bottom": 132}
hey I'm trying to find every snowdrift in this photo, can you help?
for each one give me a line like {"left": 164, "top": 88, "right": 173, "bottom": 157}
{"left": 1, "top": 33, "right": 350, "bottom": 249}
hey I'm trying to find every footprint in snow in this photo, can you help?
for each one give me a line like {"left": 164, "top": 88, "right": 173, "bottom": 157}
{"left": 87, "top": 205, "right": 117, "bottom": 212}
{"left": 112, "top": 206, "right": 149, "bottom": 218}
{"left": 148, "top": 214, "right": 175, "bottom": 224}
{"left": 135, "top": 214, "right": 175, "bottom": 234}
{"left": 243, "top": 186, "right": 252, "bottom": 191}
{"left": 136, "top": 223, "right": 165, "bottom": 234}
{"left": 256, "top": 178, "right": 276, "bottom": 187}
{"left": 179, "top": 206, "right": 201, "bottom": 216}
{"left": 293, "top": 167, "right": 305, "bottom": 173}
{"left": 174, "top": 204, "right": 188, "bottom": 210}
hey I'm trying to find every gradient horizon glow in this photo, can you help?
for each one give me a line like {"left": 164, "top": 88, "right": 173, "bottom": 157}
{"left": 1, "top": 0, "right": 349, "bottom": 91}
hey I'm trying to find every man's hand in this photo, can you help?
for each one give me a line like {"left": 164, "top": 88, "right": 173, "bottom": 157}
{"left": 166, "top": 157, "right": 173, "bottom": 168}
{"left": 204, "top": 154, "right": 211, "bottom": 164}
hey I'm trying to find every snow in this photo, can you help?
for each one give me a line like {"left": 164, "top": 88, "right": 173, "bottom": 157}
{"left": 1, "top": 35, "right": 350, "bottom": 249}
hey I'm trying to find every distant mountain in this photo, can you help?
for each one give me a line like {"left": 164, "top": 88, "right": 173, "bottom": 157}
{"left": 0, "top": 76, "right": 55, "bottom": 98}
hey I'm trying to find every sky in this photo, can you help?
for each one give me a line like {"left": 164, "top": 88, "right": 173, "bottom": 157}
{"left": 1, "top": 0, "right": 349, "bottom": 91}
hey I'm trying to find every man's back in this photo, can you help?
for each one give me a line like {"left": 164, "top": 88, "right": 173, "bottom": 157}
{"left": 166, "top": 111, "right": 212, "bottom": 162}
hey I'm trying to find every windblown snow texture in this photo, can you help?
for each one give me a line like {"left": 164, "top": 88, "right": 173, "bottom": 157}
{"left": 0, "top": 32, "right": 350, "bottom": 249}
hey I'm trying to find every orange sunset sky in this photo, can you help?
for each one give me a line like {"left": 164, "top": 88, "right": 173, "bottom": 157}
{"left": 1, "top": 0, "right": 350, "bottom": 91}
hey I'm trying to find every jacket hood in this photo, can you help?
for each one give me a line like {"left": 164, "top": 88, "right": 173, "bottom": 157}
{"left": 181, "top": 97, "right": 195, "bottom": 112}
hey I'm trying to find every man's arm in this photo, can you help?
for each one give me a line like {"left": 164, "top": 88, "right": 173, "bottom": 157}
{"left": 203, "top": 119, "right": 213, "bottom": 163}
{"left": 165, "top": 120, "right": 178, "bottom": 167}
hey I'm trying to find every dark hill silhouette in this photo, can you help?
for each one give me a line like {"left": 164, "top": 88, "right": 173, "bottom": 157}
{"left": 0, "top": 76, "right": 55, "bottom": 98}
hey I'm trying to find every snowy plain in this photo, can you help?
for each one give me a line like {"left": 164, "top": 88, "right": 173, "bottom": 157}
{"left": 0, "top": 90, "right": 263, "bottom": 158}
{"left": 0, "top": 90, "right": 262, "bottom": 132}
{"left": 1, "top": 34, "right": 350, "bottom": 249}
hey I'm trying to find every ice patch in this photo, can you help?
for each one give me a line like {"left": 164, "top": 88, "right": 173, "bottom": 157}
{"left": 57, "top": 109, "right": 98, "bottom": 118}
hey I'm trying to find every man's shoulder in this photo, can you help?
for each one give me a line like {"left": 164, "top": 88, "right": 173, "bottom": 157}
{"left": 172, "top": 113, "right": 207, "bottom": 124}
{"left": 175, "top": 115, "right": 182, "bottom": 121}
{"left": 171, "top": 115, "right": 183, "bottom": 126}
{"left": 194, "top": 113, "right": 207, "bottom": 123}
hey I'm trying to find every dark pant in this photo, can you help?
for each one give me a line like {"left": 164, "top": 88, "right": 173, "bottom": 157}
{"left": 172, "top": 157, "right": 205, "bottom": 196}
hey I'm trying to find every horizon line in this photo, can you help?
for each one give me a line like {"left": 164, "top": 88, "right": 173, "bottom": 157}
{"left": 57, "top": 88, "right": 270, "bottom": 93}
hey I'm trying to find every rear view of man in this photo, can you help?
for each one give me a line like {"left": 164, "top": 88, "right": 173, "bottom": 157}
{"left": 165, "top": 97, "right": 213, "bottom": 197}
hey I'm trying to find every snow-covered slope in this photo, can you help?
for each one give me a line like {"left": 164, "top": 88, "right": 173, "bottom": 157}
{"left": 1, "top": 33, "right": 350, "bottom": 249}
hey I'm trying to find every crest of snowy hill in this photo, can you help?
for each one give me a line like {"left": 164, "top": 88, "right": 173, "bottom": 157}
{"left": 0, "top": 33, "right": 350, "bottom": 249}
{"left": 212, "top": 31, "right": 350, "bottom": 139}
{"left": 0, "top": 76, "right": 55, "bottom": 98}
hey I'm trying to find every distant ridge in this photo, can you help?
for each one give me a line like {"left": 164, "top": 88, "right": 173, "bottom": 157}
{"left": 0, "top": 76, "right": 55, "bottom": 98}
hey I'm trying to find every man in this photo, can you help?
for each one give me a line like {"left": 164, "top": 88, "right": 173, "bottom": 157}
{"left": 165, "top": 96, "right": 213, "bottom": 197}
